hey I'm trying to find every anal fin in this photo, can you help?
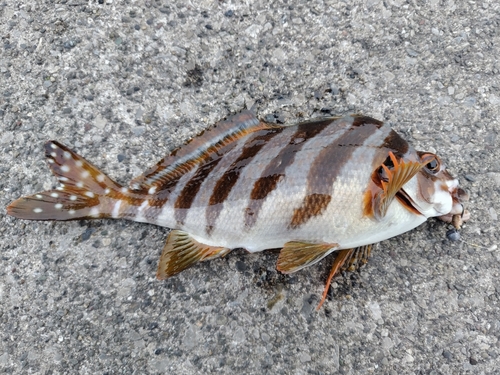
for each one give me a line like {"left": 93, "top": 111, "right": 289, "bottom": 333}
{"left": 276, "top": 241, "right": 338, "bottom": 274}
{"left": 156, "top": 230, "right": 230, "bottom": 279}
{"left": 317, "top": 244, "right": 373, "bottom": 310}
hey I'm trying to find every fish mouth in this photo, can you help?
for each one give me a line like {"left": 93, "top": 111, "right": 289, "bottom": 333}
{"left": 396, "top": 189, "right": 421, "bottom": 216}
{"left": 437, "top": 187, "right": 470, "bottom": 227}
{"left": 397, "top": 186, "right": 471, "bottom": 228}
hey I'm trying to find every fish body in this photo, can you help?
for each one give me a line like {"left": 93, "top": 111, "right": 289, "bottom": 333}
{"left": 7, "top": 110, "right": 468, "bottom": 294}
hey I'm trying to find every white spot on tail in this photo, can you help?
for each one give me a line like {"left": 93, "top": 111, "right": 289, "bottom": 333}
{"left": 85, "top": 191, "right": 95, "bottom": 198}
{"left": 33, "top": 208, "right": 43, "bottom": 213}
{"left": 68, "top": 209, "right": 76, "bottom": 215}
{"left": 56, "top": 186, "right": 64, "bottom": 191}
{"left": 89, "top": 207, "right": 100, "bottom": 216}
{"left": 50, "top": 192, "right": 59, "bottom": 198}
{"left": 70, "top": 195, "right": 77, "bottom": 201}
{"left": 35, "top": 194, "right": 43, "bottom": 199}
{"left": 47, "top": 158, "right": 55, "bottom": 164}
{"left": 55, "top": 203, "right": 63, "bottom": 209}
{"left": 51, "top": 152, "right": 57, "bottom": 157}
{"left": 104, "top": 188, "right": 111, "bottom": 195}
{"left": 148, "top": 186, "right": 157, "bottom": 195}
{"left": 63, "top": 151, "right": 71, "bottom": 159}
{"left": 138, "top": 200, "right": 149, "bottom": 211}
{"left": 61, "top": 165, "right": 70, "bottom": 173}
{"left": 120, "top": 187, "right": 128, "bottom": 194}
{"left": 112, "top": 200, "right": 122, "bottom": 218}
{"left": 59, "top": 177, "right": 69, "bottom": 182}
{"left": 135, "top": 200, "right": 150, "bottom": 222}
{"left": 81, "top": 170, "right": 90, "bottom": 179}
{"left": 76, "top": 181, "right": 84, "bottom": 188}
{"left": 96, "top": 174, "right": 105, "bottom": 183}
{"left": 50, "top": 143, "right": 58, "bottom": 149}
{"left": 75, "top": 160, "right": 83, "bottom": 167}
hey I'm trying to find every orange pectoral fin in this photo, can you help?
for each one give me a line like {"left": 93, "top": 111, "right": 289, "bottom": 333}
{"left": 276, "top": 241, "right": 338, "bottom": 274}
{"left": 156, "top": 230, "right": 230, "bottom": 279}
{"left": 370, "top": 152, "right": 425, "bottom": 219}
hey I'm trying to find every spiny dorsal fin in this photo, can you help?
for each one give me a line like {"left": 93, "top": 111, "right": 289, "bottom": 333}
{"left": 156, "top": 230, "right": 230, "bottom": 279}
{"left": 130, "top": 110, "right": 280, "bottom": 193}
{"left": 276, "top": 241, "right": 338, "bottom": 274}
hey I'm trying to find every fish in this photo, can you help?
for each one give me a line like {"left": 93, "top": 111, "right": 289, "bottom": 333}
{"left": 6, "top": 110, "right": 469, "bottom": 308}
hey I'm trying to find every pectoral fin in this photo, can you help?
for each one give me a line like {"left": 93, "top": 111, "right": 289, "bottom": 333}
{"left": 276, "top": 241, "right": 338, "bottom": 274}
{"left": 317, "top": 244, "right": 373, "bottom": 310}
{"left": 156, "top": 230, "right": 230, "bottom": 279}
{"left": 374, "top": 152, "right": 426, "bottom": 219}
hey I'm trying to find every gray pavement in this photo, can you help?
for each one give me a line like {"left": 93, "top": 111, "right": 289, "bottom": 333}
{"left": 1, "top": 0, "right": 499, "bottom": 374}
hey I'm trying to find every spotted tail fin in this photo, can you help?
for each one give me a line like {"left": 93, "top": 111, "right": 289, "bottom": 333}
{"left": 7, "top": 141, "right": 124, "bottom": 221}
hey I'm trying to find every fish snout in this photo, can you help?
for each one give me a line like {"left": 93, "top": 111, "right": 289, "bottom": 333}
{"left": 450, "top": 187, "right": 469, "bottom": 218}
{"left": 437, "top": 186, "right": 470, "bottom": 226}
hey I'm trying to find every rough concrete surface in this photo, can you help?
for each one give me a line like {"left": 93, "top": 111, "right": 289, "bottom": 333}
{"left": 0, "top": 0, "right": 499, "bottom": 374}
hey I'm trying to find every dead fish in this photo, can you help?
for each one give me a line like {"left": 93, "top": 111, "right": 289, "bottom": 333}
{"left": 6, "top": 110, "right": 469, "bottom": 308}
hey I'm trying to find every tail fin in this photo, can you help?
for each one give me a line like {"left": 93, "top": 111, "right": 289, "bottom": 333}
{"left": 7, "top": 141, "right": 122, "bottom": 221}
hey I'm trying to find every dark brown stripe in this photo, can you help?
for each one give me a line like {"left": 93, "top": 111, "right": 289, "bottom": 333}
{"left": 289, "top": 121, "right": 380, "bottom": 228}
{"left": 206, "top": 128, "right": 284, "bottom": 234}
{"left": 380, "top": 129, "right": 409, "bottom": 156}
{"left": 352, "top": 115, "right": 383, "bottom": 128}
{"left": 173, "top": 145, "right": 233, "bottom": 225}
{"left": 245, "top": 120, "right": 331, "bottom": 228}
{"left": 149, "top": 189, "right": 171, "bottom": 213}
{"left": 289, "top": 194, "right": 332, "bottom": 229}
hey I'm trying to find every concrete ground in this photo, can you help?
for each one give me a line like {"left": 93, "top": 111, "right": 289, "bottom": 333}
{"left": 1, "top": 0, "right": 499, "bottom": 374}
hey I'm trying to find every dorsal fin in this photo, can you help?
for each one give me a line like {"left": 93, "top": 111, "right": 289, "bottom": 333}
{"left": 130, "top": 110, "right": 279, "bottom": 192}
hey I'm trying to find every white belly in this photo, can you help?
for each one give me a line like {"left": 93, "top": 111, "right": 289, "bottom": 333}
{"left": 188, "top": 197, "right": 427, "bottom": 253}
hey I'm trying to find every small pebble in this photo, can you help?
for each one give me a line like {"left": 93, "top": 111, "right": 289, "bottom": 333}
{"left": 489, "top": 207, "right": 497, "bottom": 221}
{"left": 446, "top": 229, "right": 461, "bottom": 241}
{"left": 264, "top": 114, "right": 276, "bottom": 123}
{"left": 443, "top": 350, "right": 453, "bottom": 360}
{"left": 235, "top": 260, "right": 247, "bottom": 272}
{"left": 132, "top": 126, "right": 145, "bottom": 136}
{"left": 464, "top": 174, "right": 476, "bottom": 182}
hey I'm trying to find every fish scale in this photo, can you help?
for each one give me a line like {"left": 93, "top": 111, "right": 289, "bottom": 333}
{"left": 6, "top": 109, "right": 469, "bottom": 309}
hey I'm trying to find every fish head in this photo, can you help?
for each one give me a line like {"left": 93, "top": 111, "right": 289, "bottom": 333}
{"left": 397, "top": 150, "right": 469, "bottom": 220}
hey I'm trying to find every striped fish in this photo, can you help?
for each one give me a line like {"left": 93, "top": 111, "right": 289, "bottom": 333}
{"left": 7, "top": 110, "right": 469, "bottom": 308}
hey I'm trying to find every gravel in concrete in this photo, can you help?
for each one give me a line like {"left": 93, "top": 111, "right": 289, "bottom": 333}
{"left": 1, "top": 0, "right": 499, "bottom": 374}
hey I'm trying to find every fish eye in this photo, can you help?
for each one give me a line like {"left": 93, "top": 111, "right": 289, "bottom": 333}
{"left": 425, "top": 158, "right": 439, "bottom": 172}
